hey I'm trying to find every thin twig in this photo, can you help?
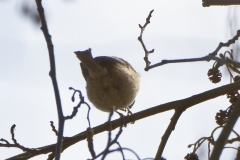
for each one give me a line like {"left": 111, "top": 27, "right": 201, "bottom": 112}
{"left": 65, "top": 101, "right": 83, "bottom": 120}
{"left": 0, "top": 125, "right": 37, "bottom": 153}
{"left": 65, "top": 88, "right": 84, "bottom": 120}
{"left": 138, "top": 10, "right": 154, "bottom": 70}
{"left": 93, "top": 108, "right": 124, "bottom": 160}
{"left": 210, "top": 30, "right": 240, "bottom": 56}
{"left": 116, "top": 142, "right": 125, "bottom": 160}
{"left": 100, "top": 108, "right": 115, "bottom": 160}
{"left": 107, "top": 108, "right": 115, "bottom": 144}
{"left": 67, "top": 87, "right": 91, "bottom": 127}
{"left": 85, "top": 102, "right": 92, "bottom": 127}
{"left": 139, "top": 12, "right": 240, "bottom": 71}
{"left": 224, "top": 146, "right": 240, "bottom": 151}
{"left": 226, "top": 63, "right": 240, "bottom": 74}
{"left": 0, "top": 138, "right": 10, "bottom": 145}
{"left": 50, "top": 121, "right": 58, "bottom": 136}
{"left": 208, "top": 139, "right": 211, "bottom": 159}
{"left": 107, "top": 147, "right": 141, "bottom": 160}
{"left": 226, "top": 137, "right": 240, "bottom": 144}
{"left": 10, "top": 125, "right": 34, "bottom": 152}
{"left": 188, "top": 127, "right": 221, "bottom": 156}
{"left": 147, "top": 54, "right": 240, "bottom": 71}
{"left": 155, "top": 108, "right": 185, "bottom": 159}
{"left": 10, "top": 124, "right": 17, "bottom": 144}
{"left": 7, "top": 81, "right": 240, "bottom": 159}
{"left": 188, "top": 125, "right": 240, "bottom": 158}
{"left": 35, "top": 1, "right": 64, "bottom": 160}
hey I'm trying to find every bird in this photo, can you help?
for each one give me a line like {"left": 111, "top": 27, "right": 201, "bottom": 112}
{"left": 74, "top": 49, "right": 140, "bottom": 113}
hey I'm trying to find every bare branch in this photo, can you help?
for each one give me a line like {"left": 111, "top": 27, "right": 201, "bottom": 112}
{"left": 0, "top": 138, "right": 10, "bottom": 145}
{"left": 138, "top": 10, "right": 154, "bottom": 71}
{"left": 210, "top": 30, "right": 240, "bottom": 56}
{"left": 7, "top": 81, "right": 240, "bottom": 159}
{"left": 50, "top": 121, "right": 58, "bottom": 136}
{"left": 226, "top": 137, "right": 240, "bottom": 144}
{"left": 116, "top": 142, "right": 125, "bottom": 160}
{"left": 139, "top": 12, "right": 240, "bottom": 72}
{"left": 66, "top": 87, "right": 91, "bottom": 127}
{"left": 93, "top": 108, "right": 124, "bottom": 160}
{"left": 155, "top": 108, "right": 185, "bottom": 159}
{"left": 203, "top": 0, "right": 240, "bottom": 7}
{"left": 0, "top": 125, "right": 37, "bottom": 154}
{"left": 108, "top": 147, "right": 141, "bottom": 160}
{"left": 10, "top": 125, "right": 35, "bottom": 152}
{"left": 146, "top": 53, "right": 240, "bottom": 71}
{"left": 187, "top": 124, "right": 240, "bottom": 159}
{"left": 35, "top": 1, "right": 64, "bottom": 159}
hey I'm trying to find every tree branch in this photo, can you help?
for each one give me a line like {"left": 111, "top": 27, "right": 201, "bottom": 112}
{"left": 147, "top": 55, "right": 240, "bottom": 70}
{"left": 138, "top": 10, "right": 155, "bottom": 70}
{"left": 146, "top": 30, "right": 240, "bottom": 71}
{"left": 7, "top": 81, "right": 240, "bottom": 159}
{"left": 138, "top": 11, "right": 240, "bottom": 71}
{"left": 202, "top": 0, "right": 240, "bottom": 7}
{"left": 155, "top": 108, "right": 185, "bottom": 159}
{"left": 35, "top": 1, "right": 64, "bottom": 160}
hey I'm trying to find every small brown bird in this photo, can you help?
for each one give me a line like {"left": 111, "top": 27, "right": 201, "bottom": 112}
{"left": 75, "top": 49, "right": 140, "bottom": 112}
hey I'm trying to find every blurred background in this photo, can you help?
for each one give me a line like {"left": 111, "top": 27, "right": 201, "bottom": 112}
{"left": 1, "top": 0, "right": 240, "bottom": 159}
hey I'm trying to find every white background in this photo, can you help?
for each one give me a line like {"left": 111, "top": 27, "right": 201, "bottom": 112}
{"left": 1, "top": 0, "right": 240, "bottom": 160}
